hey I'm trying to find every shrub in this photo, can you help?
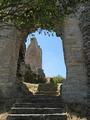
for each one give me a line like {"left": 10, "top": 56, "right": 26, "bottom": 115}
{"left": 50, "top": 75, "right": 65, "bottom": 85}
{"left": 24, "top": 65, "right": 46, "bottom": 83}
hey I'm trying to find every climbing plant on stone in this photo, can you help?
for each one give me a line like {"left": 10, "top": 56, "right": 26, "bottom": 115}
{"left": 0, "top": 0, "right": 88, "bottom": 32}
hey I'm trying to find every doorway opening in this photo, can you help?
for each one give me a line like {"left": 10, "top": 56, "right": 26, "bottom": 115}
{"left": 24, "top": 28, "right": 66, "bottom": 96}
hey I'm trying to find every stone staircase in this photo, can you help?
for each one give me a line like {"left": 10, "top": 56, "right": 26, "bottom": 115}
{"left": 23, "top": 82, "right": 61, "bottom": 96}
{"left": 7, "top": 95, "right": 67, "bottom": 120}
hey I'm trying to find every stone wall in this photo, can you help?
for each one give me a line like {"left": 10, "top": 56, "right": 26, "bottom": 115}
{"left": 0, "top": 23, "right": 20, "bottom": 100}
{"left": 62, "top": 2, "right": 90, "bottom": 119}
{"left": 62, "top": 13, "right": 87, "bottom": 103}
{"left": 79, "top": 1, "right": 90, "bottom": 106}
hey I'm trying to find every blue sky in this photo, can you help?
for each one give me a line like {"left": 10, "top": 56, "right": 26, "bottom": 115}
{"left": 26, "top": 29, "right": 66, "bottom": 78}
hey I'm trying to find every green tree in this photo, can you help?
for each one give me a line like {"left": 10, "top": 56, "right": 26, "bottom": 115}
{"left": 50, "top": 75, "right": 65, "bottom": 85}
{"left": 24, "top": 65, "right": 46, "bottom": 83}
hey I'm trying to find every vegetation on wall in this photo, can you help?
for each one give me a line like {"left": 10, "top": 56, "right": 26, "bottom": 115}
{"left": 0, "top": 0, "right": 61, "bottom": 32}
{"left": 0, "top": 0, "right": 88, "bottom": 32}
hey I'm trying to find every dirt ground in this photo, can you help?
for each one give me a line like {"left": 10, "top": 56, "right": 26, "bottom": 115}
{"left": 0, "top": 113, "right": 8, "bottom": 120}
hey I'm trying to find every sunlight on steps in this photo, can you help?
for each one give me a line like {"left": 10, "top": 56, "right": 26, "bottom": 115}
{"left": 23, "top": 82, "right": 61, "bottom": 96}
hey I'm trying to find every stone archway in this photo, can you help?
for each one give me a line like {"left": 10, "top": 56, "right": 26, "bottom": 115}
{"left": 0, "top": 16, "right": 87, "bottom": 102}
{"left": 0, "top": 2, "right": 89, "bottom": 114}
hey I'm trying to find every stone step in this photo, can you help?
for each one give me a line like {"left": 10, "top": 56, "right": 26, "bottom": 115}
{"left": 7, "top": 113, "right": 67, "bottom": 120}
{"left": 18, "top": 95, "right": 62, "bottom": 99}
{"left": 18, "top": 94, "right": 62, "bottom": 99}
{"left": 14, "top": 103, "right": 65, "bottom": 108}
{"left": 18, "top": 97, "right": 62, "bottom": 103}
{"left": 34, "top": 93, "right": 60, "bottom": 96}
{"left": 7, "top": 94, "right": 66, "bottom": 120}
{"left": 35, "top": 91, "right": 59, "bottom": 95}
{"left": 18, "top": 100, "right": 63, "bottom": 103}
{"left": 19, "top": 100, "right": 63, "bottom": 104}
{"left": 10, "top": 107, "right": 65, "bottom": 114}
{"left": 36, "top": 90, "right": 58, "bottom": 92}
